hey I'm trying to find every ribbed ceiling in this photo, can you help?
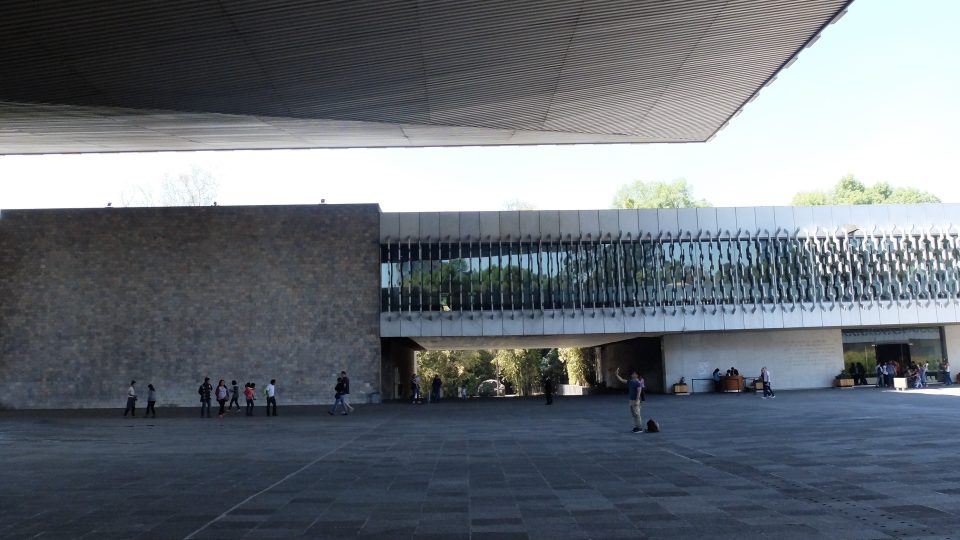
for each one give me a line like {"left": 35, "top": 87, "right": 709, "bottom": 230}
{"left": 0, "top": 0, "right": 851, "bottom": 153}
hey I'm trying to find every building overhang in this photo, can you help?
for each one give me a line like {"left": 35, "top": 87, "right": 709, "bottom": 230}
{"left": 1, "top": 0, "right": 851, "bottom": 154}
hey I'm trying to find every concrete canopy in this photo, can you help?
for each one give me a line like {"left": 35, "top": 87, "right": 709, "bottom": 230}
{"left": 1, "top": 0, "right": 850, "bottom": 154}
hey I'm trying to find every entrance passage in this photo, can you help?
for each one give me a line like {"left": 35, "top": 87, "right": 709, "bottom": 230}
{"left": 380, "top": 334, "right": 664, "bottom": 401}
{"left": 842, "top": 327, "right": 946, "bottom": 385}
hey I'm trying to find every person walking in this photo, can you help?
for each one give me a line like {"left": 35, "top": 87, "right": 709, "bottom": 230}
{"left": 123, "top": 380, "right": 137, "bottom": 417}
{"left": 265, "top": 379, "right": 277, "bottom": 416}
{"left": 411, "top": 374, "right": 422, "bottom": 404}
{"left": 244, "top": 383, "right": 256, "bottom": 416}
{"left": 615, "top": 368, "right": 645, "bottom": 433}
{"left": 542, "top": 374, "right": 553, "bottom": 405}
{"left": 876, "top": 363, "right": 885, "bottom": 388}
{"left": 329, "top": 376, "right": 348, "bottom": 415}
{"left": 339, "top": 371, "right": 354, "bottom": 414}
{"left": 712, "top": 368, "right": 721, "bottom": 393}
{"left": 145, "top": 384, "right": 157, "bottom": 418}
{"left": 198, "top": 377, "right": 213, "bottom": 418}
{"left": 431, "top": 375, "right": 442, "bottom": 403}
{"left": 215, "top": 379, "right": 229, "bottom": 418}
{"left": 943, "top": 360, "right": 952, "bottom": 386}
{"left": 760, "top": 366, "right": 775, "bottom": 399}
{"left": 229, "top": 380, "right": 241, "bottom": 412}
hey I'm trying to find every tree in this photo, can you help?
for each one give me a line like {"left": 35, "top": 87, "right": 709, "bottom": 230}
{"left": 416, "top": 349, "right": 495, "bottom": 397}
{"left": 504, "top": 199, "right": 536, "bottom": 211}
{"left": 494, "top": 348, "right": 542, "bottom": 396}
{"left": 559, "top": 347, "right": 591, "bottom": 386}
{"left": 121, "top": 166, "right": 219, "bottom": 207}
{"left": 791, "top": 175, "right": 940, "bottom": 206}
{"left": 612, "top": 179, "right": 710, "bottom": 209}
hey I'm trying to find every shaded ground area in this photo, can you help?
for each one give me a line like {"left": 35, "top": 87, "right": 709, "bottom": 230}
{"left": 2, "top": 388, "right": 960, "bottom": 539}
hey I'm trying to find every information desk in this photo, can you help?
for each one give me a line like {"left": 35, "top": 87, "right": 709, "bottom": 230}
{"left": 720, "top": 375, "right": 744, "bottom": 393}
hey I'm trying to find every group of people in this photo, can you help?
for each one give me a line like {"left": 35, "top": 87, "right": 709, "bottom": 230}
{"left": 328, "top": 371, "right": 354, "bottom": 415}
{"left": 197, "top": 377, "right": 277, "bottom": 418}
{"left": 409, "top": 374, "right": 445, "bottom": 403}
{"left": 122, "top": 380, "right": 156, "bottom": 418}
{"left": 876, "top": 360, "right": 951, "bottom": 388}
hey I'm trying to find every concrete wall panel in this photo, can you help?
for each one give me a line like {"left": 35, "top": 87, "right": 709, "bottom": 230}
{"left": 479, "top": 212, "right": 499, "bottom": 240}
{"left": 754, "top": 206, "right": 776, "bottom": 235}
{"left": 399, "top": 212, "right": 420, "bottom": 240}
{"left": 439, "top": 212, "right": 460, "bottom": 241}
{"left": 579, "top": 210, "right": 600, "bottom": 239}
{"left": 677, "top": 208, "right": 698, "bottom": 235}
{"left": 618, "top": 210, "right": 641, "bottom": 240}
{"left": 519, "top": 211, "right": 540, "bottom": 239}
{"left": 773, "top": 206, "right": 796, "bottom": 235}
{"left": 460, "top": 212, "right": 481, "bottom": 241}
{"left": 420, "top": 212, "right": 440, "bottom": 242}
{"left": 716, "top": 207, "right": 737, "bottom": 236}
{"left": 540, "top": 211, "right": 561, "bottom": 241}
{"left": 499, "top": 211, "right": 521, "bottom": 240}
{"left": 658, "top": 209, "right": 679, "bottom": 235}
{"left": 558, "top": 210, "right": 580, "bottom": 240}
{"left": 637, "top": 209, "right": 659, "bottom": 238}
{"left": 735, "top": 206, "right": 757, "bottom": 234}
{"left": 380, "top": 211, "right": 400, "bottom": 242}
{"left": 599, "top": 209, "right": 620, "bottom": 238}
{"left": 697, "top": 207, "right": 718, "bottom": 234}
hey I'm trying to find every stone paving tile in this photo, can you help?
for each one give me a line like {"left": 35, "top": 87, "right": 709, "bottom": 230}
{"left": 4, "top": 389, "right": 960, "bottom": 539}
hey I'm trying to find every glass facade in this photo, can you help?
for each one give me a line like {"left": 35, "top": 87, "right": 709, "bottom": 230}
{"left": 381, "top": 231, "right": 960, "bottom": 313}
{"left": 842, "top": 327, "right": 946, "bottom": 379}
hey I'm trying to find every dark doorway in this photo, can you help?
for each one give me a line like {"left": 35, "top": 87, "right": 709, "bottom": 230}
{"left": 876, "top": 343, "right": 911, "bottom": 375}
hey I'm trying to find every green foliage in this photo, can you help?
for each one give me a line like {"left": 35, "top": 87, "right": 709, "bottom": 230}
{"left": 791, "top": 175, "right": 940, "bottom": 206}
{"left": 612, "top": 179, "right": 711, "bottom": 209}
{"left": 540, "top": 349, "right": 565, "bottom": 384}
{"left": 494, "top": 349, "right": 542, "bottom": 396}
{"left": 416, "top": 349, "right": 496, "bottom": 397}
{"left": 559, "top": 347, "right": 590, "bottom": 386}
{"left": 504, "top": 199, "right": 536, "bottom": 211}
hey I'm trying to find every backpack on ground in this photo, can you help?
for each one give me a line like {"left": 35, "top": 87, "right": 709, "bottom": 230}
{"left": 646, "top": 419, "right": 660, "bottom": 433}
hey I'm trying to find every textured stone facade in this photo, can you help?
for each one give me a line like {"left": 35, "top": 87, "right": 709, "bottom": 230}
{"left": 0, "top": 204, "right": 381, "bottom": 409}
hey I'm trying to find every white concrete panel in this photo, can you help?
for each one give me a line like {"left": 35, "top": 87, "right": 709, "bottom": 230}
{"left": 942, "top": 204, "right": 960, "bottom": 229}
{"left": 847, "top": 205, "right": 873, "bottom": 233}
{"left": 944, "top": 324, "right": 960, "bottom": 364}
{"left": 603, "top": 311, "right": 625, "bottom": 333}
{"left": 579, "top": 210, "right": 601, "bottom": 239}
{"left": 523, "top": 312, "right": 545, "bottom": 335}
{"left": 762, "top": 307, "right": 784, "bottom": 329}
{"left": 898, "top": 301, "right": 920, "bottom": 325}
{"left": 735, "top": 207, "right": 757, "bottom": 234}
{"left": 887, "top": 205, "right": 913, "bottom": 232}
{"left": 599, "top": 209, "right": 620, "bottom": 238}
{"left": 380, "top": 313, "right": 401, "bottom": 337}
{"left": 583, "top": 310, "right": 605, "bottom": 333}
{"left": 439, "top": 212, "right": 460, "bottom": 241}
{"left": 642, "top": 308, "right": 665, "bottom": 333}
{"left": 637, "top": 209, "right": 659, "bottom": 237}
{"left": 543, "top": 311, "right": 564, "bottom": 334}
{"left": 859, "top": 303, "right": 882, "bottom": 326}
{"left": 773, "top": 206, "right": 796, "bottom": 236}
{"left": 663, "top": 309, "right": 684, "bottom": 332}
{"left": 460, "top": 212, "right": 480, "bottom": 241}
{"left": 380, "top": 212, "right": 400, "bottom": 242}
{"left": 558, "top": 210, "right": 580, "bottom": 240}
{"left": 936, "top": 301, "right": 958, "bottom": 325}
{"left": 741, "top": 307, "right": 764, "bottom": 330}
{"left": 781, "top": 306, "right": 803, "bottom": 329}
{"left": 540, "top": 211, "right": 561, "bottom": 241}
{"left": 702, "top": 309, "right": 725, "bottom": 331}
{"left": 800, "top": 303, "right": 823, "bottom": 327}
{"left": 792, "top": 206, "right": 816, "bottom": 236}
{"left": 683, "top": 310, "right": 705, "bottom": 332}
{"left": 500, "top": 211, "right": 521, "bottom": 241}
{"left": 399, "top": 212, "right": 420, "bottom": 240}
{"left": 618, "top": 210, "right": 641, "bottom": 240}
{"left": 865, "top": 205, "right": 891, "bottom": 234}
{"left": 916, "top": 302, "right": 939, "bottom": 324}
{"left": 479, "top": 212, "right": 499, "bottom": 240}
{"left": 519, "top": 211, "right": 540, "bottom": 239}
{"left": 722, "top": 307, "right": 744, "bottom": 330}
{"left": 839, "top": 303, "right": 861, "bottom": 327}
{"left": 563, "top": 313, "right": 585, "bottom": 334}
{"left": 663, "top": 328, "right": 844, "bottom": 390}
{"left": 502, "top": 312, "right": 525, "bottom": 336}
{"left": 484, "top": 312, "right": 506, "bottom": 336}
{"left": 658, "top": 209, "right": 679, "bottom": 234}
{"left": 830, "top": 206, "right": 852, "bottom": 235}
{"left": 878, "top": 302, "right": 900, "bottom": 326}
{"left": 623, "top": 310, "right": 645, "bottom": 332}
{"left": 811, "top": 206, "right": 835, "bottom": 236}
{"left": 419, "top": 212, "right": 440, "bottom": 242}
{"left": 441, "top": 312, "right": 462, "bottom": 336}
{"left": 754, "top": 207, "right": 776, "bottom": 235}
{"left": 400, "top": 313, "right": 422, "bottom": 336}
{"left": 461, "top": 312, "right": 483, "bottom": 336}
{"left": 716, "top": 207, "right": 737, "bottom": 236}
{"left": 696, "top": 207, "right": 718, "bottom": 234}
{"left": 820, "top": 304, "right": 842, "bottom": 327}
{"left": 677, "top": 208, "right": 698, "bottom": 235}
{"left": 420, "top": 313, "right": 442, "bottom": 336}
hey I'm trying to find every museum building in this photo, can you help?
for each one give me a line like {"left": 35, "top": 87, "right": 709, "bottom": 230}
{"left": 2, "top": 202, "right": 959, "bottom": 408}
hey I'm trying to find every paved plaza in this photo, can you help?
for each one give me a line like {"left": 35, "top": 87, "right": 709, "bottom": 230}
{"left": 2, "top": 387, "right": 960, "bottom": 539}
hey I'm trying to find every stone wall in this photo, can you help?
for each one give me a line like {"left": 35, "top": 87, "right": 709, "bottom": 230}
{"left": 662, "top": 328, "right": 844, "bottom": 392}
{"left": 0, "top": 204, "right": 381, "bottom": 409}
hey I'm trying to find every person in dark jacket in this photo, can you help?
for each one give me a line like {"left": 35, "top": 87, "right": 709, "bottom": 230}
{"left": 145, "top": 384, "right": 157, "bottom": 418}
{"left": 431, "top": 375, "right": 442, "bottom": 402}
{"left": 198, "top": 377, "right": 212, "bottom": 418}
{"left": 228, "top": 380, "right": 241, "bottom": 412}
{"left": 543, "top": 375, "right": 553, "bottom": 405}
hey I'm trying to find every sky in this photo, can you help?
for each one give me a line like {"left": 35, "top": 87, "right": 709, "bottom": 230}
{"left": 1, "top": 0, "right": 958, "bottom": 213}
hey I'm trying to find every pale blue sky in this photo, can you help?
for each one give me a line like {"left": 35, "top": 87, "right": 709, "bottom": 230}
{"left": 2, "top": 0, "right": 958, "bottom": 212}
